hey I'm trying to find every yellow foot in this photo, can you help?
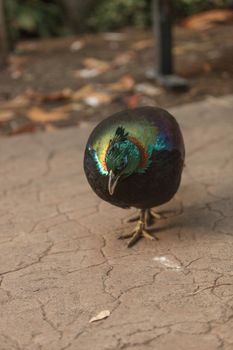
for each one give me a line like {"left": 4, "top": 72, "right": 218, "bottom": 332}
{"left": 144, "top": 209, "right": 163, "bottom": 228}
{"left": 127, "top": 209, "right": 163, "bottom": 227}
{"left": 119, "top": 217, "right": 158, "bottom": 248}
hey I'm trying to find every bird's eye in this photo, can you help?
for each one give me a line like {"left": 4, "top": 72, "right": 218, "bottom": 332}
{"left": 121, "top": 156, "right": 128, "bottom": 167}
{"left": 117, "top": 156, "right": 128, "bottom": 172}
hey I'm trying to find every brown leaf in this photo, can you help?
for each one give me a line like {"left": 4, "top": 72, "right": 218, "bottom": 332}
{"left": 108, "top": 74, "right": 135, "bottom": 92}
{"left": 173, "top": 42, "right": 201, "bottom": 55}
{"left": 8, "top": 55, "right": 30, "bottom": 67}
{"left": 0, "top": 96, "right": 30, "bottom": 110}
{"left": 27, "top": 106, "right": 69, "bottom": 123}
{"left": 8, "top": 55, "right": 30, "bottom": 79}
{"left": 72, "top": 85, "right": 95, "bottom": 101}
{"left": 125, "top": 94, "right": 141, "bottom": 109}
{"left": 45, "top": 124, "right": 57, "bottom": 132}
{"left": 74, "top": 68, "right": 101, "bottom": 79}
{"left": 182, "top": 9, "right": 233, "bottom": 30}
{"left": 83, "top": 58, "right": 111, "bottom": 73}
{"left": 11, "top": 69, "right": 23, "bottom": 80}
{"left": 202, "top": 62, "right": 212, "bottom": 73}
{"left": 25, "top": 88, "right": 72, "bottom": 103}
{"left": 131, "top": 39, "right": 153, "bottom": 51}
{"left": 102, "top": 32, "right": 126, "bottom": 41}
{"left": 135, "top": 83, "right": 163, "bottom": 97}
{"left": 113, "top": 52, "right": 133, "bottom": 66}
{"left": 53, "top": 104, "right": 72, "bottom": 113}
{"left": 89, "top": 310, "right": 110, "bottom": 323}
{"left": 9, "top": 122, "right": 36, "bottom": 136}
{"left": 83, "top": 92, "right": 112, "bottom": 107}
{"left": 70, "top": 40, "right": 85, "bottom": 52}
{"left": 0, "top": 110, "right": 14, "bottom": 122}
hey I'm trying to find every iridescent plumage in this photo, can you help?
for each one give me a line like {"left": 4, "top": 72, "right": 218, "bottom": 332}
{"left": 84, "top": 106, "right": 185, "bottom": 246}
{"left": 89, "top": 116, "right": 175, "bottom": 175}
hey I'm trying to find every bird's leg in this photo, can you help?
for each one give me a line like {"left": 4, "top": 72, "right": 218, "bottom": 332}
{"left": 119, "top": 209, "right": 158, "bottom": 247}
{"left": 127, "top": 209, "right": 162, "bottom": 225}
{"left": 144, "top": 209, "right": 164, "bottom": 228}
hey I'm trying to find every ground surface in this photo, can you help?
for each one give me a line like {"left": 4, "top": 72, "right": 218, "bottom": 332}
{"left": 0, "top": 95, "right": 233, "bottom": 349}
{"left": 0, "top": 20, "right": 233, "bottom": 136}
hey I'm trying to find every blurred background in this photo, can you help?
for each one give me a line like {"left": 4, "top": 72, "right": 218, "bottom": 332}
{"left": 0, "top": 0, "right": 232, "bottom": 136}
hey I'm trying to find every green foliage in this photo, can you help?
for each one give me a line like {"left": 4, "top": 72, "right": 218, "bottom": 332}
{"left": 88, "top": 0, "right": 151, "bottom": 31}
{"left": 4, "top": 0, "right": 233, "bottom": 40}
{"left": 173, "top": 0, "right": 232, "bottom": 17}
{"left": 5, "top": 0, "right": 64, "bottom": 42}
{"left": 88, "top": 0, "right": 232, "bottom": 31}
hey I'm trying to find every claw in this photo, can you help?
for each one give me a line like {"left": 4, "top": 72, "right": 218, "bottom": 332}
{"left": 125, "top": 209, "right": 162, "bottom": 228}
{"left": 143, "top": 230, "right": 159, "bottom": 241}
{"left": 150, "top": 211, "right": 162, "bottom": 220}
{"left": 127, "top": 229, "right": 143, "bottom": 247}
{"left": 118, "top": 231, "right": 135, "bottom": 240}
{"left": 119, "top": 210, "right": 159, "bottom": 248}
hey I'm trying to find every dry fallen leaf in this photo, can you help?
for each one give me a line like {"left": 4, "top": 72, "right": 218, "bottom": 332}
{"left": 113, "top": 52, "right": 133, "bottom": 66}
{"left": 0, "top": 95, "right": 30, "bottom": 110}
{"left": 45, "top": 124, "right": 57, "bottom": 132}
{"left": 84, "top": 92, "right": 112, "bottom": 107}
{"left": 125, "top": 94, "right": 141, "bottom": 109}
{"left": 8, "top": 55, "right": 30, "bottom": 80}
{"left": 132, "top": 39, "right": 153, "bottom": 51}
{"left": 72, "top": 85, "right": 95, "bottom": 101}
{"left": 0, "top": 110, "right": 15, "bottom": 122}
{"left": 25, "top": 88, "right": 72, "bottom": 103}
{"left": 173, "top": 42, "right": 207, "bottom": 55}
{"left": 182, "top": 9, "right": 233, "bottom": 30}
{"left": 108, "top": 74, "right": 135, "bottom": 92}
{"left": 89, "top": 310, "right": 110, "bottom": 323}
{"left": 72, "top": 85, "right": 112, "bottom": 107}
{"left": 83, "top": 58, "right": 111, "bottom": 73}
{"left": 53, "top": 104, "right": 72, "bottom": 114}
{"left": 74, "top": 68, "right": 101, "bottom": 79}
{"left": 8, "top": 54, "right": 30, "bottom": 67}
{"left": 153, "top": 256, "right": 181, "bottom": 270}
{"left": 27, "top": 106, "right": 69, "bottom": 123}
{"left": 11, "top": 69, "right": 23, "bottom": 80}
{"left": 135, "top": 83, "right": 163, "bottom": 97}
{"left": 202, "top": 62, "right": 212, "bottom": 73}
{"left": 9, "top": 121, "right": 36, "bottom": 135}
{"left": 75, "top": 58, "right": 112, "bottom": 79}
{"left": 71, "top": 102, "right": 83, "bottom": 112}
{"left": 70, "top": 40, "right": 84, "bottom": 52}
{"left": 102, "top": 32, "right": 126, "bottom": 41}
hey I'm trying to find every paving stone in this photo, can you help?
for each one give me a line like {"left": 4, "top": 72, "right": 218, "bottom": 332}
{"left": 0, "top": 95, "right": 233, "bottom": 349}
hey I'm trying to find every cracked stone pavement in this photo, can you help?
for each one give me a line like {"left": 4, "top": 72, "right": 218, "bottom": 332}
{"left": 0, "top": 95, "right": 233, "bottom": 350}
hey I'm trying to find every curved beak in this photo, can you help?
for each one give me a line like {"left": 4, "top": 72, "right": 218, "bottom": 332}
{"left": 108, "top": 170, "right": 120, "bottom": 195}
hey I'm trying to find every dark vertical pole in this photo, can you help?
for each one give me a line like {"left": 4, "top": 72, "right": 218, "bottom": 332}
{"left": 153, "top": 0, "right": 173, "bottom": 76}
{"left": 0, "top": 0, "right": 8, "bottom": 66}
{"left": 151, "top": 0, "right": 188, "bottom": 89}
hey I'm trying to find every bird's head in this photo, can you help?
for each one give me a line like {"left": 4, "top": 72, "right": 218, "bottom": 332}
{"left": 105, "top": 127, "right": 141, "bottom": 195}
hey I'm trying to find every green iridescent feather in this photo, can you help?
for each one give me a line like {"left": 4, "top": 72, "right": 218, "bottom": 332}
{"left": 89, "top": 118, "right": 170, "bottom": 176}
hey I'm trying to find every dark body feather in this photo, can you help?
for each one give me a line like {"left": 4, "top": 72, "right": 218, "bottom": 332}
{"left": 84, "top": 106, "right": 185, "bottom": 209}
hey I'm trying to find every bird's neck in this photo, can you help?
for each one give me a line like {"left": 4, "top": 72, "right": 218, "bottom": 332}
{"left": 127, "top": 136, "right": 149, "bottom": 170}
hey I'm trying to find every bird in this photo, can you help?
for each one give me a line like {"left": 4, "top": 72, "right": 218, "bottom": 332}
{"left": 83, "top": 106, "right": 185, "bottom": 247}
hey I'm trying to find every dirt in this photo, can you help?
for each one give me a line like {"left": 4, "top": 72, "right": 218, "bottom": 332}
{"left": 0, "top": 20, "right": 233, "bottom": 136}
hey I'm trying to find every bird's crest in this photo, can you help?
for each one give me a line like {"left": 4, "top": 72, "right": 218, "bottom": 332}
{"left": 110, "top": 126, "right": 129, "bottom": 144}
